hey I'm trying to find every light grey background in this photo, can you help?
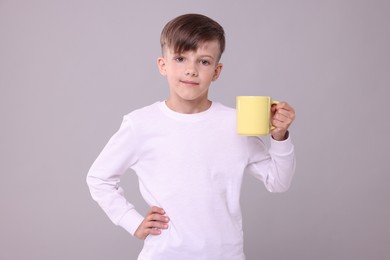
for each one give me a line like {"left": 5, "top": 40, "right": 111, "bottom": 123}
{"left": 1, "top": 0, "right": 389, "bottom": 259}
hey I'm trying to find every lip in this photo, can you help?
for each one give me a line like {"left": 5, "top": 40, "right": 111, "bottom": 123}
{"left": 180, "top": 80, "right": 199, "bottom": 86}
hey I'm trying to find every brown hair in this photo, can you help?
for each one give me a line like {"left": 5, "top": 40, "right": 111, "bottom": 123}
{"left": 160, "top": 14, "right": 225, "bottom": 61}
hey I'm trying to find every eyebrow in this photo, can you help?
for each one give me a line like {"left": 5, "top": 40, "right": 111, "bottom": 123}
{"left": 198, "top": 55, "right": 215, "bottom": 59}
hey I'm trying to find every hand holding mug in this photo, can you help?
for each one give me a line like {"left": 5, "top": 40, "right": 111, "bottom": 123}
{"left": 270, "top": 101, "right": 295, "bottom": 141}
{"left": 236, "top": 96, "right": 295, "bottom": 140}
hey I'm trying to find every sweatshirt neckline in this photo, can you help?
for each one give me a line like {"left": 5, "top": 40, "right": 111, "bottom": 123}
{"left": 158, "top": 101, "right": 217, "bottom": 122}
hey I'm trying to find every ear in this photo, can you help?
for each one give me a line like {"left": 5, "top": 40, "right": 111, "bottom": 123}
{"left": 157, "top": 57, "right": 167, "bottom": 76}
{"left": 212, "top": 63, "right": 223, "bottom": 81}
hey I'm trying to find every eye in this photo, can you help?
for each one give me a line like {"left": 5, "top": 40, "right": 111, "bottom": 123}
{"left": 175, "top": 56, "right": 184, "bottom": 62}
{"left": 200, "top": 60, "right": 210, "bottom": 65}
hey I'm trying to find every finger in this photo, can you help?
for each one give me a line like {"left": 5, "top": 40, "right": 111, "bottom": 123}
{"left": 271, "top": 103, "right": 278, "bottom": 113}
{"left": 148, "top": 206, "right": 165, "bottom": 215}
{"left": 147, "top": 228, "right": 162, "bottom": 236}
{"left": 276, "top": 102, "right": 295, "bottom": 115}
{"left": 275, "top": 101, "right": 293, "bottom": 110}
{"left": 148, "top": 213, "right": 170, "bottom": 222}
{"left": 272, "top": 109, "right": 290, "bottom": 122}
{"left": 273, "top": 112, "right": 294, "bottom": 124}
{"left": 138, "top": 227, "right": 162, "bottom": 240}
{"left": 272, "top": 114, "right": 293, "bottom": 128}
{"left": 273, "top": 107, "right": 295, "bottom": 122}
{"left": 135, "top": 221, "right": 167, "bottom": 240}
{"left": 272, "top": 112, "right": 293, "bottom": 127}
{"left": 135, "top": 225, "right": 156, "bottom": 240}
{"left": 276, "top": 105, "right": 293, "bottom": 115}
{"left": 145, "top": 214, "right": 169, "bottom": 224}
{"left": 272, "top": 103, "right": 289, "bottom": 117}
{"left": 145, "top": 220, "right": 169, "bottom": 229}
{"left": 135, "top": 207, "right": 168, "bottom": 240}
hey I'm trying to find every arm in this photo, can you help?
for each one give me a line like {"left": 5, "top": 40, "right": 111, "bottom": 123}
{"left": 246, "top": 102, "right": 296, "bottom": 192}
{"left": 86, "top": 116, "right": 144, "bottom": 235}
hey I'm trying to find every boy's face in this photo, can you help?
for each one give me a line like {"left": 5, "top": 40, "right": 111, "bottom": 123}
{"left": 157, "top": 40, "right": 223, "bottom": 110}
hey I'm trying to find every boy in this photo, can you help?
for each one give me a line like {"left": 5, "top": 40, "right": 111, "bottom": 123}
{"left": 87, "top": 13, "right": 296, "bottom": 260}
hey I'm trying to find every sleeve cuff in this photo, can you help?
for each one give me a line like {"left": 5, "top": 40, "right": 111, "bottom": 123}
{"left": 117, "top": 209, "right": 144, "bottom": 236}
{"left": 269, "top": 133, "right": 294, "bottom": 156}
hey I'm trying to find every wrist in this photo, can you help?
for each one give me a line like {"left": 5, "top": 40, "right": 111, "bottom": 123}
{"left": 272, "top": 131, "right": 289, "bottom": 141}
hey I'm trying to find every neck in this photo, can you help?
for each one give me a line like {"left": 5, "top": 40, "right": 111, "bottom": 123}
{"left": 165, "top": 99, "right": 212, "bottom": 114}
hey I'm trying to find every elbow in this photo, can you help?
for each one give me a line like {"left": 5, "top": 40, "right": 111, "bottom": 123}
{"left": 86, "top": 174, "right": 95, "bottom": 200}
{"left": 267, "top": 183, "right": 291, "bottom": 193}
{"left": 86, "top": 170, "right": 101, "bottom": 200}
{"left": 274, "top": 184, "right": 291, "bottom": 193}
{"left": 265, "top": 177, "right": 293, "bottom": 193}
{"left": 86, "top": 171, "right": 94, "bottom": 189}
{"left": 267, "top": 163, "right": 295, "bottom": 193}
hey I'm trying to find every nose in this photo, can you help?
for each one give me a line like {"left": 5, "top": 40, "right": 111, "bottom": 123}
{"left": 185, "top": 63, "right": 198, "bottom": 77}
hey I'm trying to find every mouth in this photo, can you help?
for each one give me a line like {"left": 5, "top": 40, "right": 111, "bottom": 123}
{"left": 180, "top": 80, "right": 199, "bottom": 86}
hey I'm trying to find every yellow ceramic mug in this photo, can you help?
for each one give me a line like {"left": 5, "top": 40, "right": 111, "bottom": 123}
{"left": 236, "top": 96, "right": 279, "bottom": 136}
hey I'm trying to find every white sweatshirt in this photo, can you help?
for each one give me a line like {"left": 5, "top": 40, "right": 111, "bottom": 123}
{"left": 87, "top": 101, "right": 295, "bottom": 260}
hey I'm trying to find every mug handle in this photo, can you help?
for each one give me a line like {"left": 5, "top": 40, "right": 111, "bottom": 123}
{"left": 270, "top": 100, "right": 279, "bottom": 131}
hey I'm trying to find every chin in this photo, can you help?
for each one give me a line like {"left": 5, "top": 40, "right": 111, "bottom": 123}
{"left": 181, "top": 96, "right": 206, "bottom": 102}
{"left": 179, "top": 92, "right": 208, "bottom": 101}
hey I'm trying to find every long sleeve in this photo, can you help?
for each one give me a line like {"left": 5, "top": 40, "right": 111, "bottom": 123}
{"left": 246, "top": 134, "right": 296, "bottom": 192}
{"left": 85, "top": 101, "right": 296, "bottom": 259}
{"left": 86, "top": 116, "right": 144, "bottom": 235}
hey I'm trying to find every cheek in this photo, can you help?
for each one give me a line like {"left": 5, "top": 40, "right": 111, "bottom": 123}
{"left": 199, "top": 67, "right": 215, "bottom": 76}
{"left": 169, "top": 64, "right": 184, "bottom": 75}
{"left": 206, "top": 70, "right": 217, "bottom": 80}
